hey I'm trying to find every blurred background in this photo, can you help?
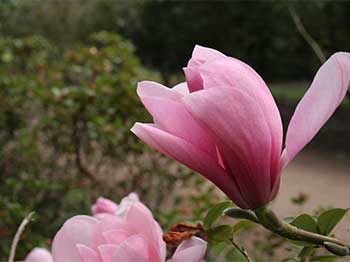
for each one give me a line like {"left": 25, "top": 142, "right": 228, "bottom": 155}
{"left": 0, "top": 1, "right": 349, "bottom": 261}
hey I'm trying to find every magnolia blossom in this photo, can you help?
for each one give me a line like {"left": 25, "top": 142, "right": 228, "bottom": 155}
{"left": 27, "top": 194, "right": 206, "bottom": 262}
{"left": 131, "top": 45, "right": 350, "bottom": 210}
{"left": 91, "top": 193, "right": 139, "bottom": 217}
{"left": 25, "top": 247, "right": 52, "bottom": 262}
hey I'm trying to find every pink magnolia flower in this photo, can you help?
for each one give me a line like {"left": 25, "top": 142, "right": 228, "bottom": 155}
{"left": 25, "top": 247, "right": 52, "bottom": 262}
{"left": 91, "top": 193, "right": 139, "bottom": 217}
{"left": 91, "top": 197, "right": 118, "bottom": 216}
{"left": 131, "top": 45, "right": 350, "bottom": 210}
{"left": 52, "top": 196, "right": 207, "bottom": 262}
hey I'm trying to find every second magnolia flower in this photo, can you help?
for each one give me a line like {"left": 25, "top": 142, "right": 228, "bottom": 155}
{"left": 132, "top": 45, "right": 350, "bottom": 210}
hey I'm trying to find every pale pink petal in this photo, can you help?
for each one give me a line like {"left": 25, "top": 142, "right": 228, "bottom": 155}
{"left": 76, "top": 244, "right": 101, "bottom": 262}
{"left": 172, "top": 82, "right": 190, "bottom": 96}
{"left": 183, "top": 87, "right": 281, "bottom": 209}
{"left": 137, "top": 81, "right": 217, "bottom": 157}
{"left": 127, "top": 192, "right": 139, "bottom": 201}
{"left": 184, "top": 45, "right": 226, "bottom": 92}
{"left": 115, "top": 193, "right": 139, "bottom": 217}
{"left": 103, "top": 229, "right": 129, "bottom": 245}
{"left": 137, "top": 81, "right": 182, "bottom": 102}
{"left": 90, "top": 215, "right": 128, "bottom": 248}
{"left": 189, "top": 45, "right": 226, "bottom": 65}
{"left": 52, "top": 215, "right": 98, "bottom": 262}
{"left": 284, "top": 52, "right": 350, "bottom": 166}
{"left": 99, "top": 235, "right": 154, "bottom": 262}
{"left": 25, "top": 247, "right": 52, "bottom": 262}
{"left": 171, "top": 237, "right": 207, "bottom": 262}
{"left": 126, "top": 202, "right": 165, "bottom": 261}
{"left": 131, "top": 123, "right": 249, "bottom": 208}
{"left": 98, "top": 244, "right": 119, "bottom": 262}
{"left": 91, "top": 197, "right": 118, "bottom": 216}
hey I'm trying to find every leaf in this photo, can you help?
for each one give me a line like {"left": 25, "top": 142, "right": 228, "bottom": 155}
{"left": 317, "top": 208, "right": 347, "bottom": 235}
{"left": 203, "top": 201, "right": 232, "bottom": 228}
{"left": 232, "top": 220, "right": 256, "bottom": 234}
{"left": 291, "top": 214, "right": 318, "bottom": 233}
{"left": 225, "top": 247, "right": 246, "bottom": 262}
{"left": 206, "top": 225, "right": 233, "bottom": 243}
{"left": 310, "top": 255, "right": 340, "bottom": 261}
{"left": 210, "top": 241, "right": 229, "bottom": 256}
{"left": 284, "top": 216, "right": 295, "bottom": 224}
{"left": 298, "top": 246, "right": 314, "bottom": 258}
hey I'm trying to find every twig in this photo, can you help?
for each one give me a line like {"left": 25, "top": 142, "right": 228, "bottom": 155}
{"left": 288, "top": 4, "right": 326, "bottom": 64}
{"left": 72, "top": 111, "right": 99, "bottom": 183}
{"left": 229, "top": 237, "right": 252, "bottom": 262}
{"left": 8, "top": 212, "right": 35, "bottom": 262}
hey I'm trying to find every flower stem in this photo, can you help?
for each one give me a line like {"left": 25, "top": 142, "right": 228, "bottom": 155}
{"left": 8, "top": 212, "right": 35, "bottom": 262}
{"left": 229, "top": 237, "right": 252, "bottom": 262}
{"left": 254, "top": 206, "right": 350, "bottom": 255}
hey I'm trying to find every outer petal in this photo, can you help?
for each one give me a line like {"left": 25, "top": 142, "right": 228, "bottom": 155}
{"left": 96, "top": 237, "right": 151, "bottom": 262}
{"left": 284, "top": 52, "right": 350, "bottom": 167}
{"left": 91, "top": 197, "right": 118, "bottom": 216}
{"left": 77, "top": 244, "right": 101, "bottom": 262}
{"left": 115, "top": 193, "right": 139, "bottom": 218}
{"left": 172, "top": 82, "right": 190, "bottom": 96}
{"left": 183, "top": 87, "right": 280, "bottom": 209}
{"left": 52, "top": 215, "right": 99, "bottom": 262}
{"left": 126, "top": 202, "right": 166, "bottom": 261}
{"left": 171, "top": 237, "right": 207, "bottom": 262}
{"left": 199, "top": 57, "right": 283, "bottom": 186}
{"left": 131, "top": 123, "right": 249, "bottom": 208}
{"left": 25, "top": 247, "right": 52, "bottom": 262}
{"left": 137, "top": 81, "right": 216, "bottom": 157}
{"left": 184, "top": 45, "right": 226, "bottom": 92}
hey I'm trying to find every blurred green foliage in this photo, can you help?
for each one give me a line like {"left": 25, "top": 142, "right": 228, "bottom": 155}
{"left": 0, "top": 33, "right": 220, "bottom": 259}
{"left": 0, "top": 0, "right": 349, "bottom": 81}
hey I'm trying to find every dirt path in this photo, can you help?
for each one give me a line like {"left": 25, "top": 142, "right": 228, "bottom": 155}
{"left": 271, "top": 150, "right": 350, "bottom": 241}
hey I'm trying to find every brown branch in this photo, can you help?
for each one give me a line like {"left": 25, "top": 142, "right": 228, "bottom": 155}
{"left": 229, "top": 238, "right": 252, "bottom": 262}
{"left": 288, "top": 4, "right": 326, "bottom": 64}
{"left": 8, "top": 212, "right": 35, "bottom": 262}
{"left": 72, "top": 112, "right": 99, "bottom": 183}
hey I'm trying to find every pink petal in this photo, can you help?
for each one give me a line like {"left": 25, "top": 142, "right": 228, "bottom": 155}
{"left": 99, "top": 233, "right": 154, "bottom": 262}
{"left": 52, "top": 216, "right": 99, "bottom": 262}
{"left": 91, "top": 197, "right": 118, "bottom": 216}
{"left": 172, "top": 82, "right": 190, "bottom": 96}
{"left": 184, "top": 45, "right": 226, "bottom": 92}
{"left": 284, "top": 52, "right": 350, "bottom": 166}
{"left": 115, "top": 193, "right": 139, "bottom": 217}
{"left": 183, "top": 87, "right": 282, "bottom": 209}
{"left": 77, "top": 244, "right": 101, "bottom": 262}
{"left": 131, "top": 123, "right": 249, "bottom": 208}
{"left": 137, "top": 81, "right": 217, "bottom": 157}
{"left": 198, "top": 57, "right": 283, "bottom": 185}
{"left": 189, "top": 45, "right": 226, "bottom": 65}
{"left": 102, "top": 229, "right": 129, "bottom": 245}
{"left": 98, "top": 244, "right": 119, "bottom": 262}
{"left": 171, "top": 237, "right": 207, "bottom": 262}
{"left": 126, "top": 202, "right": 166, "bottom": 261}
{"left": 25, "top": 247, "right": 52, "bottom": 262}
{"left": 90, "top": 215, "right": 128, "bottom": 248}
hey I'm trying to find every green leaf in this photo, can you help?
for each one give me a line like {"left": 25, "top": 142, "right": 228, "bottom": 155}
{"left": 226, "top": 247, "right": 246, "bottom": 262}
{"left": 203, "top": 201, "right": 232, "bottom": 228}
{"left": 311, "top": 255, "right": 340, "bottom": 261}
{"left": 292, "top": 214, "right": 318, "bottom": 233}
{"left": 206, "top": 225, "right": 233, "bottom": 243}
{"left": 210, "top": 241, "right": 229, "bottom": 256}
{"left": 232, "top": 220, "right": 256, "bottom": 234}
{"left": 317, "top": 208, "right": 347, "bottom": 235}
{"left": 298, "top": 246, "right": 314, "bottom": 258}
